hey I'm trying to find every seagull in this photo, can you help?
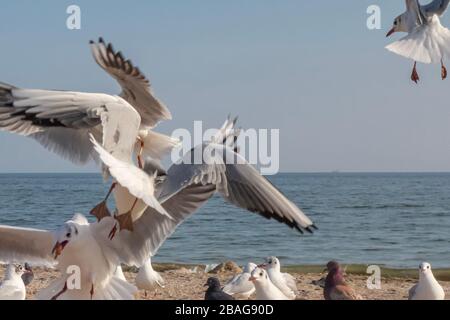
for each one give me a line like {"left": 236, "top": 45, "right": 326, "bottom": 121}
{"left": 249, "top": 267, "right": 289, "bottom": 300}
{"left": 324, "top": 261, "right": 361, "bottom": 300}
{"left": 260, "top": 256, "right": 296, "bottom": 300}
{"left": 0, "top": 214, "right": 140, "bottom": 300}
{"left": 90, "top": 116, "right": 317, "bottom": 245}
{"left": 386, "top": 0, "right": 450, "bottom": 83}
{"left": 0, "top": 38, "right": 178, "bottom": 231}
{"left": 135, "top": 258, "right": 165, "bottom": 297}
{"left": 0, "top": 264, "right": 29, "bottom": 300}
{"left": 204, "top": 277, "right": 234, "bottom": 301}
{"left": 223, "top": 262, "right": 257, "bottom": 299}
{"left": 409, "top": 262, "right": 445, "bottom": 300}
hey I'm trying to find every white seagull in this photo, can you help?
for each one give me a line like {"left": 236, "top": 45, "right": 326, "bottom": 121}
{"left": 386, "top": 0, "right": 450, "bottom": 82}
{"left": 223, "top": 262, "right": 257, "bottom": 299}
{"left": 135, "top": 258, "right": 165, "bottom": 297}
{"left": 249, "top": 267, "right": 289, "bottom": 300}
{"left": 0, "top": 214, "right": 141, "bottom": 300}
{"left": 409, "top": 262, "right": 445, "bottom": 300}
{"left": 0, "top": 38, "right": 178, "bottom": 230}
{"left": 261, "top": 256, "right": 296, "bottom": 300}
{"left": 0, "top": 264, "right": 29, "bottom": 300}
{"left": 90, "top": 116, "right": 317, "bottom": 243}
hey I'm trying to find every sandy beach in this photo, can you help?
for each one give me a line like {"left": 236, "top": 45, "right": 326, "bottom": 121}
{"left": 2, "top": 263, "right": 450, "bottom": 300}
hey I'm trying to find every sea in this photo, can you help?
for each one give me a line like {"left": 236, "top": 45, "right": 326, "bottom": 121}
{"left": 1, "top": 172, "right": 449, "bottom": 268}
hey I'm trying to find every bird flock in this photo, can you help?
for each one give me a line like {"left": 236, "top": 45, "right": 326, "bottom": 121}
{"left": 0, "top": 38, "right": 315, "bottom": 300}
{"left": 2, "top": 0, "right": 450, "bottom": 300}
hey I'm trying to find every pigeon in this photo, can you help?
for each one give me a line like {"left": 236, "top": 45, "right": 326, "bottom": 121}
{"left": 0, "top": 264, "right": 29, "bottom": 300}
{"left": 250, "top": 267, "right": 289, "bottom": 300}
{"left": 204, "top": 277, "right": 234, "bottom": 301}
{"left": 261, "top": 256, "right": 296, "bottom": 299}
{"left": 21, "top": 263, "right": 34, "bottom": 287}
{"left": 223, "top": 262, "right": 257, "bottom": 299}
{"left": 312, "top": 261, "right": 340, "bottom": 289}
{"left": 409, "top": 262, "right": 445, "bottom": 300}
{"left": 324, "top": 261, "right": 362, "bottom": 300}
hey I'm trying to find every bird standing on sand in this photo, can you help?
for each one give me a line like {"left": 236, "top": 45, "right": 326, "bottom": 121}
{"left": 409, "top": 262, "right": 445, "bottom": 300}
{"left": 21, "top": 263, "right": 34, "bottom": 287}
{"left": 386, "top": 0, "right": 450, "bottom": 83}
{"left": 0, "top": 264, "right": 30, "bottom": 300}
{"left": 324, "top": 261, "right": 362, "bottom": 300}
{"left": 261, "top": 256, "right": 296, "bottom": 300}
{"left": 136, "top": 258, "right": 165, "bottom": 297}
{"left": 204, "top": 278, "right": 234, "bottom": 301}
{"left": 223, "top": 262, "right": 257, "bottom": 299}
{"left": 249, "top": 267, "right": 289, "bottom": 300}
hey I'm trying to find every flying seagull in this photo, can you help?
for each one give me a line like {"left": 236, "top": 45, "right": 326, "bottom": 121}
{"left": 386, "top": 0, "right": 450, "bottom": 83}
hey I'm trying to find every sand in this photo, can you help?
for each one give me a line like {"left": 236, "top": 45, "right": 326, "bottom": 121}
{"left": 2, "top": 263, "right": 450, "bottom": 300}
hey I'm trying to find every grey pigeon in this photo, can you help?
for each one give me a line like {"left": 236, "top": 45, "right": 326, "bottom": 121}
{"left": 204, "top": 277, "right": 234, "bottom": 301}
{"left": 21, "top": 263, "right": 34, "bottom": 287}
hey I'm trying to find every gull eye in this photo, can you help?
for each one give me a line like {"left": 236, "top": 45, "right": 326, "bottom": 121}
{"left": 259, "top": 272, "right": 263, "bottom": 276}
{"left": 66, "top": 232, "right": 71, "bottom": 238}
{"left": 427, "top": 266, "right": 430, "bottom": 269}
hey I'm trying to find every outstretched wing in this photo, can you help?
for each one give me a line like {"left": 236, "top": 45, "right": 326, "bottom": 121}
{"left": 0, "top": 82, "right": 141, "bottom": 165}
{"left": 159, "top": 143, "right": 316, "bottom": 233}
{"left": 0, "top": 225, "right": 55, "bottom": 266}
{"left": 90, "top": 38, "right": 172, "bottom": 128}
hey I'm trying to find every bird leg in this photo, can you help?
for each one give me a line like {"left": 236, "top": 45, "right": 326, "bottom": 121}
{"left": 90, "top": 182, "right": 117, "bottom": 221}
{"left": 51, "top": 281, "right": 68, "bottom": 300}
{"left": 441, "top": 59, "right": 447, "bottom": 80}
{"left": 137, "top": 137, "right": 145, "bottom": 169}
{"left": 145, "top": 290, "right": 148, "bottom": 298}
{"left": 411, "top": 61, "right": 419, "bottom": 83}
{"left": 108, "top": 198, "right": 138, "bottom": 240}
{"left": 90, "top": 284, "right": 94, "bottom": 300}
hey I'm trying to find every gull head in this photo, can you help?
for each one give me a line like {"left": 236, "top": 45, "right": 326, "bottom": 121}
{"left": 14, "top": 264, "right": 26, "bottom": 277}
{"left": 387, "top": 14, "right": 408, "bottom": 37}
{"left": 249, "top": 267, "right": 269, "bottom": 283}
{"left": 52, "top": 222, "right": 80, "bottom": 259}
{"left": 419, "top": 262, "right": 433, "bottom": 275}
{"left": 260, "top": 256, "right": 280, "bottom": 271}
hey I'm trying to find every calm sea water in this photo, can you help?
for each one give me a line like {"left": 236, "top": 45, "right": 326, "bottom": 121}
{"left": 0, "top": 173, "right": 449, "bottom": 268}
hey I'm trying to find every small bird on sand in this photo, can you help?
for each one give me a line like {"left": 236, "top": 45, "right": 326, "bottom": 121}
{"left": 312, "top": 261, "right": 340, "bottom": 289}
{"left": 0, "top": 264, "right": 30, "bottom": 300}
{"left": 223, "top": 262, "right": 257, "bottom": 299}
{"left": 136, "top": 258, "right": 165, "bottom": 297}
{"left": 409, "top": 262, "right": 445, "bottom": 300}
{"left": 386, "top": 0, "right": 450, "bottom": 83}
{"left": 324, "top": 261, "right": 362, "bottom": 300}
{"left": 204, "top": 277, "right": 234, "bottom": 301}
{"left": 249, "top": 267, "right": 289, "bottom": 300}
{"left": 261, "top": 256, "right": 296, "bottom": 300}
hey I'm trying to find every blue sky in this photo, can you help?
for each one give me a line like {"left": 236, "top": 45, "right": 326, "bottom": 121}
{"left": 1, "top": 1, "right": 450, "bottom": 173}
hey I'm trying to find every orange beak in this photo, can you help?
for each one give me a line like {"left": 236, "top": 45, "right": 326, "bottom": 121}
{"left": 386, "top": 27, "right": 395, "bottom": 37}
{"left": 249, "top": 276, "right": 256, "bottom": 282}
{"left": 51, "top": 240, "right": 68, "bottom": 259}
{"left": 258, "top": 263, "right": 267, "bottom": 269}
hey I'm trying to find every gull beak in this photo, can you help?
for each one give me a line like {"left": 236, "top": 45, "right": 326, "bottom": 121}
{"left": 258, "top": 263, "right": 267, "bottom": 269}
{"left": 51, "top": 240, "right": 68, "bottom": 259}
{"left": 386, "top": 27, "right": 395, "bottom": 37}
{"left": 249, "top": 276, "right": 256, "bottom": 282}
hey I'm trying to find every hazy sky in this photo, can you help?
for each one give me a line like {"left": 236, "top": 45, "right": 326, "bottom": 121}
{"left": 1, "top": 1, "right": 450, "bottom": 173}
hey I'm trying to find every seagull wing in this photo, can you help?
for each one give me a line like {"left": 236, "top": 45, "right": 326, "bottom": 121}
{"left": 283, "top": 273, "right": 297, "bottom": 292}
{"left": 405, "top": 0, "right": 426, "bottom": 28}
{"left": 0, "top": 225, "right": 55, "bottom": 266}
{"left": 160, "top": 143, "right": 316, "bottom": 233}
{"left": 90, "top": 135, "right": 171, "bottom": 218}
{"left": 408, "top": 284, "right": 418, "bottom": 300}
{"left": 422, "top": 0, "right": 450, "bottom": 17}
{"left": 0, "top": 82, "right": 141, "bottom": 165}
{"left": 223, "top": 273, "right": 254, "bottom": 295}
{"left": 90, "top": 38, "right": 172, "bottom": 128}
